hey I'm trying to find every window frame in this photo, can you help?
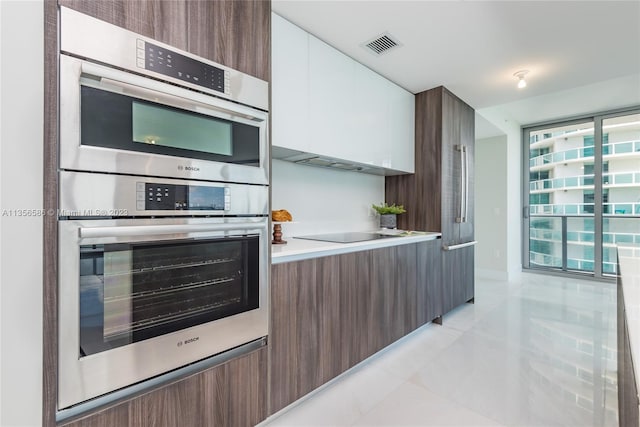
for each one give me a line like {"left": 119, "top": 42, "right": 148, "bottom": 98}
{"left": 522, "top": 106, "right": 640, "bottom": 280}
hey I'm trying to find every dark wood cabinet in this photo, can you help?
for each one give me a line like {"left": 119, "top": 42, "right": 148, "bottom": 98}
{"left": 417, "top": 238, "right": 443, "bottom": 324}
{"left": 617, "top": 267, "right": 640, "bottom": 427}
{"left": 441, "top": 246, "right": 474, "bottom": 314}
{"left": 187, "top": 0, "right": 271, "bottom": 81}
{"left": 386, "top": 86, "right": 475, "bottom": 317}
{"left": 62, "top": 347, "right": 268, "bottom": 427}
{"left": 270, "top": 241, "right": 438, "bottom": 414}
{"left": 58, "top": 0, "right": 189, "bottom": 50}
{"left": 269, "top": 255, "right": 344, "bottom": 414}
{"left": 58, "top": 0, "right": 270, "bottom": 81}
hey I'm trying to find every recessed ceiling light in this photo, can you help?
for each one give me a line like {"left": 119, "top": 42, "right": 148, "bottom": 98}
{"left": 514, "top": 70, "right": 529, "bottom": 89}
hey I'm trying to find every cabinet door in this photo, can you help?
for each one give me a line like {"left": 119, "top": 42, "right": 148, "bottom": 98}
{"left": 339, "top": 251, "right": 371, "bottom": 368}
{"left": 618, "top": 277, "right": 640, "bottom": 427}
{"left": 308, "top": 35, "right": 355, "bottom": 160}
{"left": 385, "top": 82, "right": 415, "bottom": 173}
{"left": 269, "top": 256, "right": 342, "bottom": 415}
{"left": 369, "top": 245, "right": 417, "bottom": 351}
{"left": 187, "top": 0, "right": 270, "bottom": 81}
{"left": 441, "top": 90, "right": 462, "bottom": 244}
{"left": 353, "top": 62, "right": 389, "bottom": 167}
{"left": 59, "top": 0, "right": 188, "bottom": 50}
{"left": 269, "top": 258, "right": 320, "bottom": 414}
{"left": 63, "top": 348, "right": 268, "bottom": 427}
{"left": 441, "top": 246, "right": 474, "bottom": 314}
{"left": 395, "top": 244, "right": 418, "bottom": 335}
{"left": 417, "top": 239, "right": 442, "bottom": 325}
{"left": 271, "top": 13, "right": 309, "bottom": 153}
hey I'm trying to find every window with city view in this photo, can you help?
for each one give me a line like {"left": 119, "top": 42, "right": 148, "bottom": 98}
{"left": 525, "top": 111, "right": 640, "bottom": 277}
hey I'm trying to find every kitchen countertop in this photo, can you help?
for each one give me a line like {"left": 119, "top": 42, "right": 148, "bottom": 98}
{"left": 271, "top": 231, "right": 442, "bottom": 264}
{"left": 618, "top": 245, "right": 640, "bottom": 394}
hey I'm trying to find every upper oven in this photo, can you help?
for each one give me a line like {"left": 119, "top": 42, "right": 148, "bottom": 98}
{"left": 59, "top": 7, "right": 269, "bottom": 185}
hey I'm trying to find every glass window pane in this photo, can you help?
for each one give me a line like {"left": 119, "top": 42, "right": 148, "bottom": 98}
{"left": 527, "top": 121, "right": 594, "bottom": 273}
{"left": 529, "top": 217, "right": 562, "bottom": 269}
{"left": 567, "top": 217, "right": 594, "bottom": 272}
{"left": 601, "top": 114, "right": 640, "bottom": 275}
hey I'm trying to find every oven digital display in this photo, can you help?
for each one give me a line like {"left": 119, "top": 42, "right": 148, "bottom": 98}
{"left": 143, "top": 41, "right": 227, "bottom": 94}
{"left": 132, "top": 102, "right": 233, "bottom": 156}
{"left": 140, "top": 183, "right": 228, "bottom": 211}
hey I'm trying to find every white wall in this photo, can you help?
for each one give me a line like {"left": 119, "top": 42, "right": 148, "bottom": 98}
{"left": 0, "top": 1, "right": 44, "bottom": 426}
{"left": 475, "top": 135, "right": 509, "bottom": 279}
{"left": 476, "top": 107, "right": 523, "bottom": 280}
{"left": 271, "top": 159, "right": 383, "bottom": 238}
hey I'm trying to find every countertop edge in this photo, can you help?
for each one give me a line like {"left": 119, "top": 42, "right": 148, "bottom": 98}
{"left": 271, "top": 233, "right": 442, "bottom": 264}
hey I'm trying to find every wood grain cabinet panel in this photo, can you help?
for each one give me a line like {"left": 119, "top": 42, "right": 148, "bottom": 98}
{"left": 441, "top": 246, "right": 474, "bottom": 314}
{"left": 62, "top": 348, "right": 267, "bottom": 427}
{"left": 394, "top": 244, "right": 418, "bottom": 336}
{"left": 58, "top": 0, "right": 189, "bottom": 50}
{"left": 270, "top": 243, "right": 434, "bottom": 415}
{"left": 617, "top": 270, "right": 640, "bottom": 427}
{"left": 58, "top": 0, "right": 270, "bottom": 81}
{"left": 187, "top": 0, "right": 270, "bottom": 81}
{"left": 386, "top": 86, "right": 475, "bottom": 319}
{"left": 270, "top": 256, "right": 343, "bottom": 414}
{"left": 417, "top": 239, "right": 443, "bottom": 325}
{"left": 338, "top": 251, "right": 371, "bottom": 368}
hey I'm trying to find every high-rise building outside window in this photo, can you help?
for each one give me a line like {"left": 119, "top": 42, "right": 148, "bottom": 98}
{"left": 523, "top": 110, "right": 640, "bottom": 277}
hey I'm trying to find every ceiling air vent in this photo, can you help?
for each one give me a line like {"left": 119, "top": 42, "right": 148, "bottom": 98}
{"left": 362, "top": 32, "right": 402, "bottom": 56}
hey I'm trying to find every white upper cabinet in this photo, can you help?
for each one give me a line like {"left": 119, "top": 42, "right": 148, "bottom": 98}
{"left": 385, "top": 79, "right": 416, "bottom": 173}
{"left": 271, "top": 13, "right": 309, "bottom": 153}
{"left": 308, "top": 36, "right": 356, "bottom": 160}
{"left": 271, "top": 13, "right": 415, "bottom": 174}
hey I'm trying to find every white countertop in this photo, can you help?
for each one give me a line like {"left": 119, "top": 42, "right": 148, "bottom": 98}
{"left": 271, "top": 231, "right": 442, "bottom": 264}
{"left": 618, "top": 245, "right": 640, "bottom": 394}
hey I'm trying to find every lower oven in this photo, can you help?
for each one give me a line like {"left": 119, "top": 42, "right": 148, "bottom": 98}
{"left": 57, "top": 216, "right": 268, "bottom": 410}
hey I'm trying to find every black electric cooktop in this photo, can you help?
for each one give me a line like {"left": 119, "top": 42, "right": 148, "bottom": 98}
{"left": 295, "top": 231, "right": 400, "bottom": 244}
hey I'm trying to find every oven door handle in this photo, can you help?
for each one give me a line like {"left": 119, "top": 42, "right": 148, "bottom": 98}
{"left": 79, "top": 61, "right": 264, "bottom": 124}
{"left": 79, "top": 222, "right": 265, "bottom": 239}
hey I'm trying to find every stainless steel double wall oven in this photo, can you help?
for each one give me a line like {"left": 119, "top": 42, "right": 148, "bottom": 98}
{"left": 57, "top": 8, "right": 269, "bottom": 411}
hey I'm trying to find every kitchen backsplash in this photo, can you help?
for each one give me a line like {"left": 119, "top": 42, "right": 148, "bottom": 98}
{"left": 271, "top": 159, "right": 383, "bottom": 237}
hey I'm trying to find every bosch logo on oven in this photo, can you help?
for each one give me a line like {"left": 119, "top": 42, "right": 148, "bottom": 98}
{"left": 177, "top": 337, "right": 200, "bottom": 347}
{"left": 178, "top": 165, "right": 200, "bottom": 171}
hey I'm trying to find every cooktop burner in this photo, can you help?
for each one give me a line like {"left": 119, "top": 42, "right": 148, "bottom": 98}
{"left": 295, "top": 231, "right": 400, "bottom": 243}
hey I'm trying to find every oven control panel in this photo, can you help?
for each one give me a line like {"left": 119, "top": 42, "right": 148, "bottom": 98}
{"left": 136, "top": 182, "right": 229, "bottom": 212}
{"left": 136, "top": 40, "right": 230, "bottom": 96}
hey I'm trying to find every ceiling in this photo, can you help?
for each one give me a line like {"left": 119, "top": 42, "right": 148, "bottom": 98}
{"left": 272, "top": 1, "right": 640, "bottom": 137}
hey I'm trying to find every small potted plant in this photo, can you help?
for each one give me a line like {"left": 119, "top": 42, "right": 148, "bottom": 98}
{"left": 371, "top": 202, "right": 406, "bottom": 229}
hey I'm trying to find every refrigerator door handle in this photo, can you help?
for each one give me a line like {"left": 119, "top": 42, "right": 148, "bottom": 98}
{"left": 455, "top": 145, "right": 466, "bottom": 223}
{"left": 442, "top": 240, "right": 477, "bottom": 251}
{"left": 464, "top": 145, "right": 469, "bottom": 222}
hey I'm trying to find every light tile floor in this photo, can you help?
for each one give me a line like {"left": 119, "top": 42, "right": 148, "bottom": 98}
{"left": 260, "top": 272, "right": 618, "bottom": 426}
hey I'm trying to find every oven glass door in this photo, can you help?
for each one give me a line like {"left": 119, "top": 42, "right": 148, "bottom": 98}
{"left": 79, "top": 235, "right": 259, "bottom": 357}
{"left": 80, "top": 85, "right": 261, "bottom": 166}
